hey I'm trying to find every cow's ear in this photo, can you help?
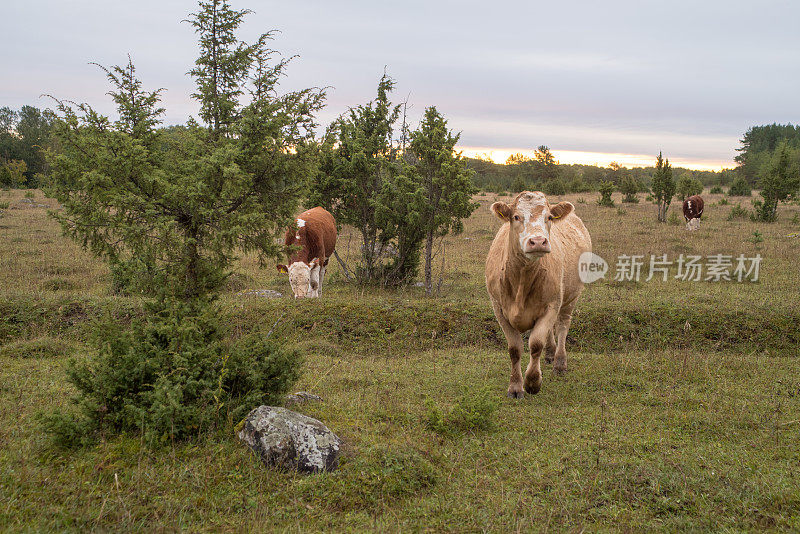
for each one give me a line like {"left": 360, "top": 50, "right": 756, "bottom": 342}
{"left": 277, "top": 264, "right": 288, "bottom": 273}
{"left": 550, "top": 201, "right": 574, "bottom": 221}
{"left": 491, "top": 202, "right": 512, "bottom": 221}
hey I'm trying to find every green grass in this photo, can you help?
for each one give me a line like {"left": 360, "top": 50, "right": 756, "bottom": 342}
{"left": 0, "top": 336, "right": 74, "bottom": 359}
{"left": 1, "top": 188, "right": 800, "bottom": 531}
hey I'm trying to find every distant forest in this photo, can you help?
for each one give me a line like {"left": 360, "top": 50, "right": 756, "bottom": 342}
{"left": 463, "top": 146, "right": 733, "bottom": 195}
{"left": 1, "top": 104, "right": 797, "bottom": 196}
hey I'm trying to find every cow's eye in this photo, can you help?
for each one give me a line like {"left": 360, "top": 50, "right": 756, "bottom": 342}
{"left": 513, "top": 215, "right": 520, "bottom": 221}
{"left": 547, "top": 215, "right": 554, "bottom": 221}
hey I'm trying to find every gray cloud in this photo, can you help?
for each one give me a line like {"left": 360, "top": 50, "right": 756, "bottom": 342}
{"left": 3, "top": 0, "right": 798, "bottom": 167}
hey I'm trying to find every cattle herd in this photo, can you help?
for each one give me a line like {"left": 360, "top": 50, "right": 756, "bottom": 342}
{"left": 279, "top": 191, "right": 705, "bottom": 397}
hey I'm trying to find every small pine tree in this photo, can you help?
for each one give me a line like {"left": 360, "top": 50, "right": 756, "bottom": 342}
{"left": 753, "top": 139, "right": 800, "bottom": 222}
{"left": 651, "top": 152, "right": 675, "bottom": 222}
{"left": 597, "top": 180, "right": 615, "bottom": 207}
{"left": 619, "top": 174, "right": 641, "bottom": 203}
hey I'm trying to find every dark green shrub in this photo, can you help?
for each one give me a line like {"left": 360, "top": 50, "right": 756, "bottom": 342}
{"left": 729, "top": 177, "right": 752, "bottom": 196}
{"left": 719, "top": 197, "right": 729, "bottom": 205}
{"left": 568, "top": 177, "right": 592, "bottom": 193}
{"left": 676, "top": 174, "right": 703, "bottom": 199}
{"left": 511, "top": 176, "right": 527, "bottom": 193}
{"left": 619, "top": 174, "right": 641, "bottom": 203}
{"left": 727, "top": 204, "right": 750, "bottom": 220}
{"left": 109, "top": 256, "right": 161, "bottom": 295}
{"left": 597, "top": 181, "right": 615, "bottom": 207}
{"left": 543, "top": 178, "right": 567, "bottom": 196}
{"left": 39, "top": 299, "right": 300, "bottom": 447}
{"left": 710, "top": 186, "right": 723, "bottom": 194}
{"left": 751, "top": 199, "right": 777, "bottom": 222}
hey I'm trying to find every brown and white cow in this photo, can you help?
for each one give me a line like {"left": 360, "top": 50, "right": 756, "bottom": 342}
{"left": 683, "top": 195, "right": 704, "bottom": 231}
{"left": 485, "top": 191, "right": 592, "bottom": 398}
{"left": 277, "top": 207, "right": 337, "bottom": 299}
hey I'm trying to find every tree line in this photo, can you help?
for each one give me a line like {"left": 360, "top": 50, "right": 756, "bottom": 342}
{"left": 467, "top": 149, "right": 731, "bottom": 196}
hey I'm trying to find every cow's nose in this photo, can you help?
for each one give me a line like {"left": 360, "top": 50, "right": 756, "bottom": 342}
{"left": 529, "top": 236, "right": 548, "bottom": 247}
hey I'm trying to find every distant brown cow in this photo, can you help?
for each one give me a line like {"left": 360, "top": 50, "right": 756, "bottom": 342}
{"left": 485, "top": 191, "right": 592, "bottom": 398}
{"left": 277, "top": 207, "right": 337, "bottom": 299}
{"left": 683, "top": 195, "right": 704, "bottom": 231}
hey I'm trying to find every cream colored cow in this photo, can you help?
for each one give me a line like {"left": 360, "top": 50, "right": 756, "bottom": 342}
{"left": 485, "top": 191, "right": 592, "bottom": 398}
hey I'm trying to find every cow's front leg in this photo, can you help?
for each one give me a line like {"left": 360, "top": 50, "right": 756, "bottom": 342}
{"left": 491, "top": 300, "right": 525, "bottom": 398}
{"left": 309, "top": 265, "right": 321, "bottom": 298}
{"left": 318, "top": 264, "right": 326, "bottom": 296}
{"left": 525, "top": 307, "right": 558, "bottom": 394}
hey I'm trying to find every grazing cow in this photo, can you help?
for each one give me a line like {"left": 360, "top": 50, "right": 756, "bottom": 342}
{"left": 485, "top": 191, "right": 592, "bottom": 398}
{"left": 277, "top": 207, "right": 337, "bottom": 299}
{"left": 683, "top": 195, "right": 704, "bottom": 231}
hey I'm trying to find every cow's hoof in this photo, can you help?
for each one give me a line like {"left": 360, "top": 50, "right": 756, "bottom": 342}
{"left": 523, "top": 376, "right": 541, "bottom": 395}
{"left": 507, "top": 390, "right": 524, "bottom": 399}
{"left": 553, "top": 362, "right": 568, "bottom": 375}
{"left": 544, "top": 355, "right": 554, "bottom": 364}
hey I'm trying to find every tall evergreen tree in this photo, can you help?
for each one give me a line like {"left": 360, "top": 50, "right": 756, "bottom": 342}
{"left": 310, "top": 74, "right": 403, "bottom": 282}
{"left": 40, "top": 0, "right": 320, "bottom": 444}
{"left": 651, "top": 152, "right": 675, "bottom": 222}
{"left": 735, "top": 124, "right": 800, "bottom": 183}
{"left": 404, "top": 107, "right": 477, "bottom": 293}
{"left": 753, "top": 139, "right": 800, "bottom": 222}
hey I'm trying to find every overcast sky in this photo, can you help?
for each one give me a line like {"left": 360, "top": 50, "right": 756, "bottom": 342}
{"left": 3, "top": 0, "right": 799, "bottom": 169}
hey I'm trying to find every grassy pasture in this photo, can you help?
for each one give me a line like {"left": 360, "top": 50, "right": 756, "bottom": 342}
{"left": 1, "top": 187, "right": 800, "bottom": 531}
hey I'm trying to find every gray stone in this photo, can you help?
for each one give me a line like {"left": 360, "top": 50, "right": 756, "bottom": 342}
{"left": 237, "top": 406, "right": 341, "bottom": 473}
{"left": 285, "top": 391, "right": 323, "bottom": 405}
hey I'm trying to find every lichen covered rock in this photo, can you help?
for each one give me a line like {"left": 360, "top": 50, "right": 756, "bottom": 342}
{"left": 237, "top": 406, "right": 341, "bottom": 473}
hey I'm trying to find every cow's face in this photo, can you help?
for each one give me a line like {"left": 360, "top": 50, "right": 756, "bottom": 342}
{"left": 277, "top": 259, "right": 319, "bottom": 298}
{"left": 491, "top": 191, "right": 574, "bottom": 258}
{"left": 687, "top": 218, "right": 701, "bottom": 231}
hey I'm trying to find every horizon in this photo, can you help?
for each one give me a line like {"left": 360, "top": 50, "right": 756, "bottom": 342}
{"left": 456, "top": 147, "right": 734, "bottom": 171}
